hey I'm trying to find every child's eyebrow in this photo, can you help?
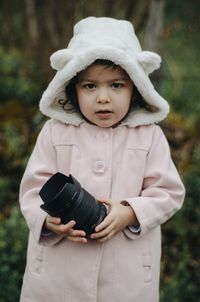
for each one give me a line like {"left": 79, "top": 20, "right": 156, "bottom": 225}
{"left": 77, "top": 78, "right": 95, "bottom": 82}
{"left": 78, "top": 77, "right": 128, "bottom": 82}
{"left": 110, "top": 78, "right": 127, "bottom": 82}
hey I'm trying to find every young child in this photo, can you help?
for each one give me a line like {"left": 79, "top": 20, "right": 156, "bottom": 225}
{"left": 19, "top": 17, "right": 185, "bottom": 302}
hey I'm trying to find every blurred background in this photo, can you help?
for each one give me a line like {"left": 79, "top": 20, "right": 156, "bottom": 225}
{"left": 0, "top": 0, "right": 199, "bottom": 301}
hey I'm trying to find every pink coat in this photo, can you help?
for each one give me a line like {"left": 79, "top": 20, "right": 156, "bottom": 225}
{"left": 19, "top": 119, "right": 185, "bottom": 302}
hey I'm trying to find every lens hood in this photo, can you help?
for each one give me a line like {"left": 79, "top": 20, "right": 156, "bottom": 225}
{"left": 39, "top": 172, "right": 107, "bottom": 234}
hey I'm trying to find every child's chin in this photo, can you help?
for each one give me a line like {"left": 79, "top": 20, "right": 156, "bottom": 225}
{"left": 95, "top": 121, "right": 115, "bottom": 128}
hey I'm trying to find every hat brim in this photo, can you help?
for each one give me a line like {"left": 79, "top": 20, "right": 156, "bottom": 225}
{"left": 40, "top": 46, "right": 169, "bottom": 127}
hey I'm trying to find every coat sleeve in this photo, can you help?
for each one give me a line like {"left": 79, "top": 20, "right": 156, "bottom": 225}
{"left": 123, "top": 125, "right": 185, "bottom": 239}
{"left": 19, "top": 120, "right": 63, "bottom": 246}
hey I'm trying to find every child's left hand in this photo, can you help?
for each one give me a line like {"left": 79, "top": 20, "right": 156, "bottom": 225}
{"left": 90, "top": 198, "right": 138, "bottom": 243}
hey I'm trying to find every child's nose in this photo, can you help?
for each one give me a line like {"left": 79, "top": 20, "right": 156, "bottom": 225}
{"left": 97, "top": 88, "right": 110, "bottom": 103}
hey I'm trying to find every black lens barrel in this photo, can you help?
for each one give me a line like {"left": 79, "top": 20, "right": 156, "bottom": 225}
{"left": 39, "top": 173, "right": 107, "bottom": 234}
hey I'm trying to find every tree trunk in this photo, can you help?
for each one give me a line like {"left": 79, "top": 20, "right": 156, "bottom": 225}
{"left": 25, "top": 0, "right": 39, "bottom": 50}
{"left": 142, "top": 0, "right": 165, "bottom": 90}
{"left": 143, "top": 0, "right": 165, "bottom": 52}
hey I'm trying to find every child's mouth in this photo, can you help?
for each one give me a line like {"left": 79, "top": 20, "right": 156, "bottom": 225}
{"left": 95, "top": 110, "right": 113, "bottom": 118}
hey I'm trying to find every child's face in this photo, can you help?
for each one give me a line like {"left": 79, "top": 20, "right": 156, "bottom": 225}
{"left": 76, "top": 64, "right": 133, "bottom": 128}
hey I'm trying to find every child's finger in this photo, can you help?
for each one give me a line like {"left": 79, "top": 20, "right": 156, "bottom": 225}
{"left": 95, "top": 213, "right": 114, "bottom": 232}
{"left": 58, "top": 220, "right": 76, "bottom": 233}
{"left": 69, "top": 229, "right": 86, "bottom": 237}
{"left": 91, "top": 218, "right": 115, "bottom": 239}
{"left": 96, "top": 229, "right": 116, "bottom": 243}
{"left": 47, "top": 215, "right": 61, "bottom": 224}
{"left": 97, "top": 198, "right": 111, "bottom": 205}
{"left": 47, "top": 220, "right": 76, "bottom": 235}
{"left": 67, "top": 236, "right": 87, "bottom": 243}
{"left": 91, "top": 219, "right": 117, "bottom": 240}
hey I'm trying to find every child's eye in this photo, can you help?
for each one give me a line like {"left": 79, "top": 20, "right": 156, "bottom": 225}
{"left": 111, "top": 83, "right": 124, "bottom": 89}
{"left": 83, "top": 83, "right": 96, "bottom": 90}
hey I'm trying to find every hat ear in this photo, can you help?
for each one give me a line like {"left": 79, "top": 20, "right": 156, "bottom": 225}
{"left": 136, "top": 51, "right": 161, "bottom": 74}
{"left": 50, "top": 49, "right": 73, "bottom": 71}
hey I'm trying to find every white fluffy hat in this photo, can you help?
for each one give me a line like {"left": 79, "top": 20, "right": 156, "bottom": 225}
{"left": 39, "top": 17, "right": 169, "bottom": 127}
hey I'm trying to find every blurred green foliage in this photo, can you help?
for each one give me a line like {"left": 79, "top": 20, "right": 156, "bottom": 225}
{"left": 0, "top": 49, "right": 41, "bottom": 105}
{"left": 160, "top": 168, "right": 200, "bottom": 302}
{"left": 0, "top": 207, "right": 28, "bottom": 302}
{"left": 0, "top": 0, "right": 199, "bottom": 301}
{"left": 161, "top": 24, "right": 200, "bottom": 118}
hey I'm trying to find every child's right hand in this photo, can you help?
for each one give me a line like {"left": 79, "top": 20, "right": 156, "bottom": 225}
{"left": 45, "top": 215, "right": 87, "bottom": 243}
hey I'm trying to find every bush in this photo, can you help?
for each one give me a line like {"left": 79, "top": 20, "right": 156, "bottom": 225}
{"left": 160, "top": 167, "right": 200, "bottom": 301}
{"left": 0, "top": 206, "right": 28, "bottom": 302}
{"left": 0, "top": 48, "right": 41, "bottom": 105}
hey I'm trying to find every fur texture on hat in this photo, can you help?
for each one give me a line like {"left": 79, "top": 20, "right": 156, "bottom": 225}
{"left": 39, "top": 17, "right": 169, "bottom": 127}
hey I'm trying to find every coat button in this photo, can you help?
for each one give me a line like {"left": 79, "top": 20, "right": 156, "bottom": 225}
{"left": 93, "top": 160, "right": 106, "bottom": 173}
{"left": 95, "top": 131, "right": 109, "bottom": 141}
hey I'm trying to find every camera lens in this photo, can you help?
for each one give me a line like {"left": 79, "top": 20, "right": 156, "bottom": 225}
{"left": 39, "top": 173, "right": 107, "bottom": 234}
